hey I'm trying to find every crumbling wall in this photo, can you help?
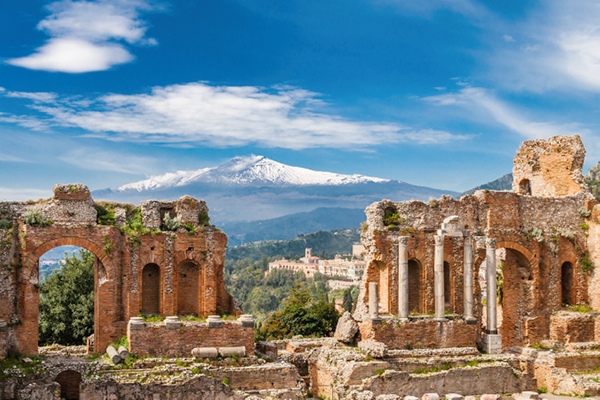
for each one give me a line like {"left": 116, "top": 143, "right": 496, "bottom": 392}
{"left": 358, "top": 135, "right": 599, "bottom": 350}
{"left": 128, "top": 320, "right": 253, "bottom": 357}
{"left": 512, "top": 135, "right": 588, "bottom": 197}
{"left": 359, "top": 318, "right": 478, "bottom": 349}
{"left": 0, "top": 184, "right": 240, "bottom": 358}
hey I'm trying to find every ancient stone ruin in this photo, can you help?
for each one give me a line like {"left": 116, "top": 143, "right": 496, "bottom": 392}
{"left": 0, "top": 185, "right": 246, "bottom": 358}
{"left": 4, "top": 135, "right": 600, "bottom": 399}
{"left": 355, "top": 134, "right": 600, "bottom": 352}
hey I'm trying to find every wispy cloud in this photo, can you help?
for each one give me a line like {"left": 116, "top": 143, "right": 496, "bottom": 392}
{"left": 1, "top": 82, "right": 470, "bottom": 150}
{"left": 424, "top": 86, "right": 590, "bottom": 139}
{"left": 0, "top": 187, "right": 52, "bottom": 201}
{"left": 59, "top": 148, "right": 156, "bottom": 174}
{"left": 375, "top": 0, "right": 489, "bottom": 19}
{"left": 488, "top": 0, "right": 600, "bottom": 93}
{"left": 6, "top": 0, "right": 160, "bottom": 73}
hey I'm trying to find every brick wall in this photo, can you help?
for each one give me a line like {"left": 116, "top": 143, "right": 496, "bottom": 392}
{"left": 0, "top": 186, "right": 240, "bottom": 357}
{"left": 550, "top": 311, "right": 596, "bottom": 343}
{"left": 359, "top": 318, "right": 477, "bottom": 349}
{"left": 128, "top": 320, "right": 253, "bottom": 357}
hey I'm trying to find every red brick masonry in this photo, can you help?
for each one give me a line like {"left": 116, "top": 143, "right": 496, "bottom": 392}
{"left": 360, "top": 318, "right": 478, "bottom": 349}
{"left": 128, "top": 319, "right": 254, "bottom": 357}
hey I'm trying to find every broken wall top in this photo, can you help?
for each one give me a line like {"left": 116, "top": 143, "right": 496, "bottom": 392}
{"left": 512, "top": 135, "right": 588, "bottom": 197}
{"left": 1, "top": 184, "right": 210, "bottom": 230}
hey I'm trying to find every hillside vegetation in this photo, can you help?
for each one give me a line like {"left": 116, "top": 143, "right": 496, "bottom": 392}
{"left": 225, "top": 228, "right": 360, "bottom": 262}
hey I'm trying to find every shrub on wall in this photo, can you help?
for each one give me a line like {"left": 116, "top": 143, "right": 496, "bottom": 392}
{"left": 22, "top": 208, "right": 52, "bottom": 227}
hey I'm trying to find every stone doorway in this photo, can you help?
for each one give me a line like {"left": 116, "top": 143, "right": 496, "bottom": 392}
{"left": 55, "top": 370, "right": 81, "bottom": 400}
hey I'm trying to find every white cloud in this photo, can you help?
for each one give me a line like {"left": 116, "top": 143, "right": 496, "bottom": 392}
{"left": 59, "top": 148, "right": 156, "bottom": 174}
{"left": 0, "top": 187, "right": 52, "bottom": 202}
{"left": 5, "top": 91, "right": 57, "bottom": 103}
{"left": 6, "top": 0, "right": 159, "bottom": 73}
{"left": 0, "top": 153, "right": 31, "bottom": 163}
{"left": 1, "top": 82, "right": 469, "bottom": 150}
{"left": 424, "top": 86, "right": 589, "bottom": 139}
{"left": 503, "top": 35, "right": 515, "bottom": 43}
{"left": 488, "top": 0, "right": 600, "bottom": 93}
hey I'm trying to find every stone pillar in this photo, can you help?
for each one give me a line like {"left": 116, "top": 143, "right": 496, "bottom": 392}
{"left": 483, "top": 237, "right": 502, "bottom": 353}
{"left": 369, "top": 282, "right": 381, "bottom": 322}
{"left": 434, "top": 235, "right": 446, "bottom": 321}
{"left": 463, "top": 235, "right": 476, "bottom": 324}
{"left": 398, "top": 236, "right": 410, "bottom": 321}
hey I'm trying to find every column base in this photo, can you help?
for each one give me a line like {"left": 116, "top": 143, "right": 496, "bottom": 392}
{"left": 464, "top": 316, "right": 477, "bottom": 325}
{"left": 397, "top": 317, "right": 409, "bottom": 323}
{"left": 435, "top": 317, "right": 448, "bottom": 322}
{"left": 370, "top": 317, "right": 382, "bottom": 324}
{"left": 482, "top": 333, "right": 502, "bottom": 354}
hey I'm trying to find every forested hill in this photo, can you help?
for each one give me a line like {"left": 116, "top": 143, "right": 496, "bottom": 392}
{"left": 225, "top": 228, "right": 361, "bottom": 262}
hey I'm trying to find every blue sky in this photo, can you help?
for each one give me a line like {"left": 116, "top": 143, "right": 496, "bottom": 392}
{"left": 1, "top": 0, "right": 600, "bottom": 199}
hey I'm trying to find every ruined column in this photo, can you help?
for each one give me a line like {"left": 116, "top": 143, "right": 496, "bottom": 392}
{"left": 434, "top": 235, "right": 446, "bottom": 321}
{"left": 398, "top": 236, "right": 409, "bottom": 321}
{"left": 463, "top": 235, "right": 475, "bottom": 324}
{"left": 483, "top": 237, "right": 502, "bottom": 353}
{"left": 486, "top": 238, "right": 497, "bottom": 333}
{"left": 369, "top": 282, "right": 381, "bottom": 322}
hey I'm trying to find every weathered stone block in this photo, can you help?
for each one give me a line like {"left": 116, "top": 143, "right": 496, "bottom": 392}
{"left": 482, "top": 334, "right": 502, "bottom": 354}
{"left": 358, "top": 340, "right": 388, "bottom": 358}
{"left": 335, "top": 311, "right": 359, "bottom": 343}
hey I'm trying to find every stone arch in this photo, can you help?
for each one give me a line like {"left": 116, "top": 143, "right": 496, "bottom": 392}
{"left": 495, "top": 242, "right": 539, "bottom": 347}
{"left": 20, "top": 236, "right": 117, "bottom": 354}
{"left": 408, "top": 259, "right": 422, "bottom": 314}
{"left": 141, "top": 263, "right": 161, "bottom": 315}
{"left": 54, "top": 369, "right": 81, "bottom": 400}
{"left": 561, "top": 261, "right": 575, "bottom": 306}
{"left": 27, "top": 237, "right": 114, "bottom": 280}
{"left": 518, "top": 179, "right": 532, "bottom": 195}
{"left": 177, "top": 260, "right": 203, "bottom": 316}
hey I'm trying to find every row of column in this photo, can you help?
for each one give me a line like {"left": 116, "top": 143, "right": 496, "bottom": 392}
{"left": 371, "top": 235, "right": 497, "bottom": 333}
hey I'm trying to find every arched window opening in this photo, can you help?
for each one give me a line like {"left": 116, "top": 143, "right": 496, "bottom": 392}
{"left": 444, "top": 261, "right": 451, "bottom": 312}
{"left": 178, "top": 261, "right": 199, "bottom": 316}
{"left": 141, "top": 264, "right": 160, "bottom": 315}
{"left": 55, "top": 370, "right": 81, "bottom": 400}
{"left": 519, "top": 179, "right": 532, "bottom": 195}
{"left": 408, "top": 259, "right": 421, "bottom": 314}
{"left": 561, "top": 262, "right": 574, "bottom": 306}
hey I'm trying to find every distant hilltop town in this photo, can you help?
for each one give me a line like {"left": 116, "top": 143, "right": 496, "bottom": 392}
{"left": 267, "top": 246, "right": 366, "bottom": 288}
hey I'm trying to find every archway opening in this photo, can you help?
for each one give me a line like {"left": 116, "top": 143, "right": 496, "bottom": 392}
{"left": 561, "top": 262, "right": 574, "bottom": 306}
{"left": 443, "top": 261, "right": 451, "bottom": 312}
{"left": 38, "top": 247, "right": 94, "bottom": 347}
{"left": 55, "top": 370, "right": 81, "bottom": 400}
{"left": 408, "top": 259, "right": 421, "bottom": 314}
{"left": 519, "top": 179, "right": 532, "bottom": 195}
{"left": 178, "top": 261, "right": 200, "bottom": 316}
{"left": 141, "top": 263, "right": 161, "bottom": 315}
{"left": 498, "top": 247, "right": 534, "bottom": 347}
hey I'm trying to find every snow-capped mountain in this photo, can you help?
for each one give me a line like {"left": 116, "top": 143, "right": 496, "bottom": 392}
{"left": 112, "top": 155, "right": 390, "bottom": 192}
{"left": 93, "top": 155, "right": 457, "bottom": 224}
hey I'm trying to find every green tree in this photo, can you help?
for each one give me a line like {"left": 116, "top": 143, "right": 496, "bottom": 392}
{"left": 39, "top": 249, "right": 95, "bottom": 346}
{"left": 342, "top": 288, "right": 353, "bottom": 312}
{"left": 255, "top": 284, "right": 340, "bottom": 341}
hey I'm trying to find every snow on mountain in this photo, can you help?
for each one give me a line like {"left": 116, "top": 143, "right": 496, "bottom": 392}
{"left": 113, "top": 155, "right": 390, "bottom": 192}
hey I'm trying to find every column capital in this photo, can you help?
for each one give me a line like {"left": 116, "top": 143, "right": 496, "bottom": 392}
{"left": 398, "top": 236, "right": 409, "bottom": 245}
{"left": 463, "top": 236, "right": 472, "bottom": 247}
{"left": 434, "top": 235, "right": 444, "bottom": 246}
{"left": 485, "top": 237, "right": 497, "bottom": 248}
